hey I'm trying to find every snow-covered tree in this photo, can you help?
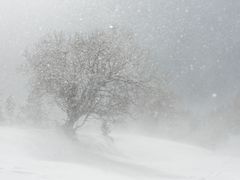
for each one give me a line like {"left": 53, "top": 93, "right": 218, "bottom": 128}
{"left": 5, "top": 96, "right": 16, "bottom": 118}
{"left": 0, "top": 106, "right": 4, "bottom": 124}
{"left": 25, "top": 28, "right": 150, "bottom": 136}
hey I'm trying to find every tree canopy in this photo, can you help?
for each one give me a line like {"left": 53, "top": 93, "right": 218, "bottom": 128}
{"left": 25, "top": 28, "right": 151, "bottom": 135}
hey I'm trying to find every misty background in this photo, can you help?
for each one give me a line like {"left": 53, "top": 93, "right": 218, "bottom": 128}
{"left": 0, "top": 1, "right": 240, "bottom": 180}
{"left": 1, "top": 0, "right": 240, "bottom": 112}
{"left": 0, "top": 0, "right": 239, "bottom": 144}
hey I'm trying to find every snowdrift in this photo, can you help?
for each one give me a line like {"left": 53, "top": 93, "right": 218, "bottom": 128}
{"left": 0, "top": 126, "right": 239, "bottom": 180}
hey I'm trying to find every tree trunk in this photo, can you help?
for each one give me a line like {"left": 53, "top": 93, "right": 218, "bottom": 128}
{"left": 62, "top": 112, "right": 78, "bottom": 139}
{"left": 101, "top": 119, "right": 111, "bottom": 136}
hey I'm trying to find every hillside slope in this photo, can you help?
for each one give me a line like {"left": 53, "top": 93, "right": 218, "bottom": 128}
{"left": 0, "top": 127, "right": 239, "bottom": 180}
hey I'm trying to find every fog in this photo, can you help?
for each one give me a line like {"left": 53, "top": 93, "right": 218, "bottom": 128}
{"left": 0, "top": 1, "right": 240, "bottom": 180}
{"left": 0, "top": 0, "right": 239, "bottom": 105}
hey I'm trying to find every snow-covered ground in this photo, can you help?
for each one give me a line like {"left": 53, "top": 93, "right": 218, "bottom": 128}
{"left": 0, "top": 126, "right": 239, "bottom": 180}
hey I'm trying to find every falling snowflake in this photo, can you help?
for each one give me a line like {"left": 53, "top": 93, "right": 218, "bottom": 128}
{"left": 212, "top": 93, "right": 217, "bottom": 98}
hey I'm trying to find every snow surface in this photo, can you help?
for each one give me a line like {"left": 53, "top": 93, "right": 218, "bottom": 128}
{"left": 0, "top": 126, "right": 239, "bottom": 180}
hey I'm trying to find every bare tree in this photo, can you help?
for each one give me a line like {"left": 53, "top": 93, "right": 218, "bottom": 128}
{"left": 5, "top": 96, "right": 16, "bottom": 117}
{"left": 25, "top": 28, "right": 150, "bottom": 136}
{"left": 0, "top": 105, "right": 4, "bottom": 124}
